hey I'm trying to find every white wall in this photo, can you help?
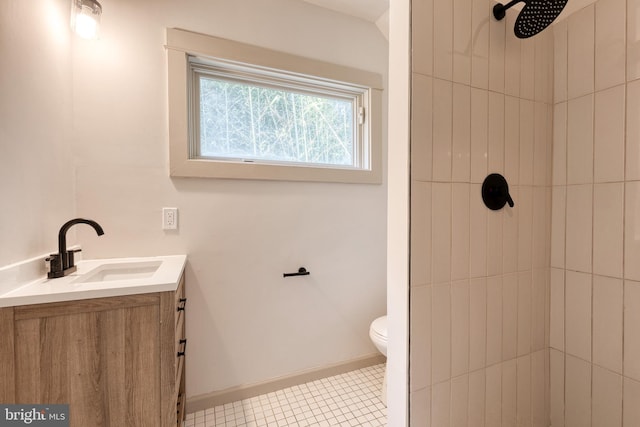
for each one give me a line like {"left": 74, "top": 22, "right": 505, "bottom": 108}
{"left": 68, "top": 0, "right": 388, "bottom": 397}
{"left": 0, "top": 0, "right": 75, "bottom": 265}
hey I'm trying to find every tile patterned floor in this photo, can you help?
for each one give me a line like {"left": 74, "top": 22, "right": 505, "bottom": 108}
{"left": 184, "top": 363, "right": 387, "bottom": 427}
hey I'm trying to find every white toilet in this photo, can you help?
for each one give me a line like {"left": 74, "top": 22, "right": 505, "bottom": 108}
{"left": 369, "top": 315, "right": 388, "bottom": 405}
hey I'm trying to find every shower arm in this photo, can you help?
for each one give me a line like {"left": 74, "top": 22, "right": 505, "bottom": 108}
{"left": 493, "top": 0, "right": 525, "bottom": 20}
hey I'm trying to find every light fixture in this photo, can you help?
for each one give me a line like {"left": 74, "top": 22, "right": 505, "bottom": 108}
{"left": 70, "top": 0, "right": 102, "bottom": 40}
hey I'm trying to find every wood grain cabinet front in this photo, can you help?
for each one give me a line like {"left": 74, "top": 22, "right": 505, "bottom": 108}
{"left": 0, "top": 274, "right": 186, "bottom": 427}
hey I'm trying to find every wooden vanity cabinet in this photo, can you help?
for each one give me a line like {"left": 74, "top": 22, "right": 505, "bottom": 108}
{"left": 0, "top": 274, "right": 186, "bottom": 427}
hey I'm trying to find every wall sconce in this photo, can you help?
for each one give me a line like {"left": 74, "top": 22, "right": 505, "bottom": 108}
{"left": 70, "top": 0, "right": 102, "bottom": 40}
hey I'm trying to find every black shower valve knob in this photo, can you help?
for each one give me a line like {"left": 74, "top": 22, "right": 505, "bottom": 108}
{"left": 482, "top": 173, "right": 514, "bottom": 210}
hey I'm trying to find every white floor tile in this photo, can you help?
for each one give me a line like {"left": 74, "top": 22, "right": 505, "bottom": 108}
{"left": 187, "top": 364, "right": 387, "bottom": 426}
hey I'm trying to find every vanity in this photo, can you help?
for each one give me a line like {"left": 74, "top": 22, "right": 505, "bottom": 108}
{"left": 0, "top": 255, "right": 187, "bottom": 427}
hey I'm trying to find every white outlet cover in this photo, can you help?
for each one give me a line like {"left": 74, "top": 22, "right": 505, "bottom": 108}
{"left": 162, "top": 207, "right": 178, "bottom": 230}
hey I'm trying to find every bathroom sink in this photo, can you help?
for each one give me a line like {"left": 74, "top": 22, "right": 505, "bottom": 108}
{"left": 0, "top": 254, "right": 186, "bottom": 307}
{"left": 73, "top": 260, "right": 163, "bottom": 284}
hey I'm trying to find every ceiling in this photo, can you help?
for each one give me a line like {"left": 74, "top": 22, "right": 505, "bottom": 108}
{"left": 300, "top": 0, "right": 389, "bottom": 23}
{"left": 301, "top": 0, "right": 599, "bottom": 27}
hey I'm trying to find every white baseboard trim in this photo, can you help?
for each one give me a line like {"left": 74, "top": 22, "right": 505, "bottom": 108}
{"left": 186, "top": 353, "right": 386, "bottom": 413}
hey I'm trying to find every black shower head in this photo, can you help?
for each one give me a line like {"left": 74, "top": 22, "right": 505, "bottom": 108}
{"left": 493, "top": 0, "right": 568, "bottom": 38}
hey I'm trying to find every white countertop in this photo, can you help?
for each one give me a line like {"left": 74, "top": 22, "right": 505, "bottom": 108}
{"left": 0, "top": 255, "right": 187, "bottom": 308}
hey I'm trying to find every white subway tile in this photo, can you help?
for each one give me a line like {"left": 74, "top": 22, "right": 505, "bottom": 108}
{"left": 534, "top": 30, "right": 551, "bottom": 103}
{"left": 432, "top": 380, "right": 452, "bottom": 427}
{"left": 565, "top": 355, "right": 592, "bottom": 427}
{"left": 552, "top": 102, "right": 567, "bottom": 186}
{"left": 565, "top": 271, "right": 592, "bottom": 362}
{"left": 628, "top": 0, "right": 640, "bottom": 81}
{"left": 505, "top": 13, "right": 521, "bottom": 97}
{"left": 531, "top": 269, "right": 547, "bottom": 352}
{"left": 516, "top": 355, "right": 531, "bottom": 427}
{"left": 594, "top": 85, "right": 625, "bottom": 183}
{"left": 519, "top": 99, "right": 535, "bottom": 185}
{"left": 550, "top": 349, "right": 565, "bottom": 427}
{"left": 451, "top": 280, "right": 470, "bottom": 377}
{"left": 567, "top": 94, "right": 594, "bottom": 185}
{"left": 592, "top": 276, "right": 623, "bottom": 373}
{"left": 550, "top": 186, "right": 566, "bottom": 269}
{"left": 567, "top": 5, "right": 595, "bottom": 99}
{"left": 502, "top": 359, "right": 517, "bottom": 427}
{"left": 451, "top": 374, "right": 469, "bottom": 427}
{"left": 593, "top": 183, "right": 624, "bottom": 278}
{"left": 623, "top": 377, "right": 640, "bottom": 427}
{"left": 410, "top": 387, "right": 432, "bottom": 427}
{"left": 432, "top": 183, "right": 452, "bottom": 284}
{"left": 488, "top": 92, "right": 505, "bottom": 175}
{"left": 520, "top": 38, "right": 535, "bottom": 100}
{"left": 550, "top": 268, "right": 565, "bottom": 352}
{"left": 502, "top": 273, "right": 518, "bottom": 361}
{"left": 410, "top": 285, "right": 432, "bottom": 391}
{"left": 470, "top": 184, "right": 488, "bottom": 278}
{"left": 411, "top": 182, "right": 432, "bottom": 287}
{"left": 626, "top": 80, "right": 640, "bottom": 181}
{"left": 412, "top": 0, "right": 433, "bottom": 76}
{"left": 452, "top": 84, "right": 471, "bottom": 183}
{"left": 518, "top": 271, "right": 532, "bottom": 356}
{"left": 433, "top": 0, "right": 453, "bottom": 80}
{"left": 433, "top": 79, "right": 453, "bottom": 181}
{"left": 411, "top": 74, "right": 433, "bottom": 182}
{"left": 534, "top": 102, "right": 549, "bottom": 186}
{"left": 531, "top": 351, "right": 546, "bottom": 427}
{"left": 469, "top": 278, "right": 487, "bottom": 371}
{"left": 554, "top": 21, "right": 568, "bottom": 103}
{"left": 471, "top": 0, "right": 490, "bottom": 89}
{"left": 624, "top": 280, "right": 640, "bottom": 381}
{"left": 487, "top": 208, "right": 503, "bottom": 277}
{"left": 532, "top": 187, "right": 548, "bottom": 269}
{"left": 471, "top": 88, "right": 489, "bottom": 184}
{"left": 518, "top": 186, "right": 533, "bottom": 271}
{"left": 451, "top": 183, "right": 470, "bottom": 281}
{"left": 486, "top": 276, "right": 503, "bottom": 366}
{"left": 432, "top": 283, "right": 451, "bottom": 384}
{"left": 595, "top": 0, "right": 626, "bottom": 90}
{"left": 565, "top": 184, "right": 593, "bottom": 274}
{"left": 624, "top": 182, "right": 640, "bottom": 281}
{"left": 453, "top": 0, "right": 472, "bottom": 84}
{"left": 468, "top": 369, "right": 486, "bottom": 427}
{"left": 504, "top": 96, "right": 520, "bottom": 186}
{"left": 592, "top": 365, "right": 622, "bottom": 427}
{"left": 488, "top": 6, "right": 505, "bottom": 93}
{"left": 485, "top": 364, "right": 502, "bottom": 427}
{"left": 503, "top": 186, "right": 519, "bottom": 274}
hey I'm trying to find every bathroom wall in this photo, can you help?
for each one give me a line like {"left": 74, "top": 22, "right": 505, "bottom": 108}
{"left": 550, "top": 0, "right": 640, "bottom": 425}
{"left": 0, "top": 0, "right": 76, "bottom": 265}
{"left": 67, "top": 0, "right": 388, "bottom": 397}
{"left": 409, "top": 0, "right": 554, "bottom": 424}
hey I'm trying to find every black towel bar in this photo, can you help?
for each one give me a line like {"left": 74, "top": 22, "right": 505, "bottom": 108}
{"left": 283, "top": 267, "right": 310, "bottom": 278}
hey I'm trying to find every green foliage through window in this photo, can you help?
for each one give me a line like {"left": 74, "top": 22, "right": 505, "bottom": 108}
{"left": 198, "top": 77, "right": 356, "bottom": 166}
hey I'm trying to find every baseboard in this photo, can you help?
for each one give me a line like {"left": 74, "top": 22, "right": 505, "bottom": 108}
{"left": 185, "top": 353, "right": 386, "bottom": 413}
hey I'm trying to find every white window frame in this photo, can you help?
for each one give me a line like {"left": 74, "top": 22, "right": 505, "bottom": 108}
{"left": 166, "top": 28, "right": 383, "bottom": 184}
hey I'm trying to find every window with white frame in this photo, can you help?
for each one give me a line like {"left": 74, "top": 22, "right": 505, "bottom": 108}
{"left": 166, "top": 29, "right": 382, "bottom": 183}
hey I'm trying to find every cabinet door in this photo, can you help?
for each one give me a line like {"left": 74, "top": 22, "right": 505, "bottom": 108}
{"left": 13, "top": 298, "right": 161, "bottom": 427}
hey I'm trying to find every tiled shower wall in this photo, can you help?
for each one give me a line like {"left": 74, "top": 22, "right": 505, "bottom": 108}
{"left": 409, "top": 0, "right": 554, "bottom": 425}
{"left": 551, "top": 0, "right": 640, "bottom": 426}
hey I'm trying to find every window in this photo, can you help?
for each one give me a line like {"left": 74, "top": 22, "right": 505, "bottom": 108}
{"left": 166, "top": 29, "right": 382, "bottom": 183}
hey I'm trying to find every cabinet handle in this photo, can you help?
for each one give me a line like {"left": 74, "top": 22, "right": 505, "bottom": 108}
{"left": 177, "top": 339, "right": 187, "bottom": 357}
{"left": 177, "top": 298, "right": 187, "bottom": 312}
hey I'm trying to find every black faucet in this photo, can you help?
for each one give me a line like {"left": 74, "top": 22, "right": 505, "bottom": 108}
{"left": 47, "top": 218, "right": 105, "bottom": 279}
